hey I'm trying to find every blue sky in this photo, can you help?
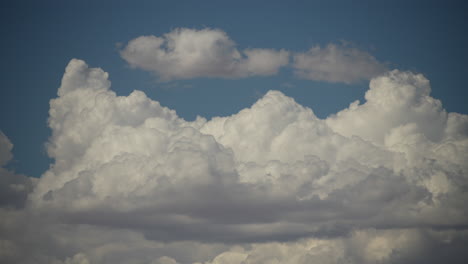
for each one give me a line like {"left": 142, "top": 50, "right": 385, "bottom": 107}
{"left": 1, "top": 0, "right": 467, "bottom": 178}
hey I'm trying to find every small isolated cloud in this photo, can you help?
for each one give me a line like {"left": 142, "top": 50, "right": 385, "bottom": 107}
{"left": 0, "top": 132, "right": 35, "bottom": 209}
{"left": 120, "top": 28, "right": 289, "bottom": 81}
{"left": 0, "top": 131, "right": 13, "bottom": 167}
{"left": 293, "top": 43, "right": 387, "bottom": 83}
{"left": 1, "top": 59, "right": 468, "bottom": 263}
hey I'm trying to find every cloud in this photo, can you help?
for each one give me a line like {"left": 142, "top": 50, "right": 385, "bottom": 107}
{"left": 1, "top": 59, "right": 467, "bottom": 263}
{"left": 0, "top": 131, "right": 35, "bottom": 209}
{"left": 120, "top": 28, "right": 289, "bottom": 81}
{"left": 0, "top": 131, "right": 13, "bottom": 167}
{"left": 326, "top": 70, "right": 448, "bottom": 144}
{"left": 293, "top": 43, "right": 387, "bottom": 83}
{"left": 0, "top": 132, "right": 37, "bottom": 263}
{"left": 120, "top": 29, "right": 387, "bottom": 84}
{"left": 200, "top": 228, "right": 468, "bottom": 264}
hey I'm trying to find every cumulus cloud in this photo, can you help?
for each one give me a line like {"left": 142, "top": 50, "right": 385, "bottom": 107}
{"left": 293, "top": 43, "right": 387, "bottom": 83}
{"left": 1, "top": 59, "right": 467, "bottom": 263}
{"left": 120, "top": 28, "right": 289, "bottom": 80}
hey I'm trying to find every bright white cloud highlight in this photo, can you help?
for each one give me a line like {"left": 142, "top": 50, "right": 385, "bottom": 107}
{"left": 120, "top": 28, "right": 289, "bottom": 80}
{"left": 1, "top": 59, "right": 467, "bottom": 263}
{"left": 293, "top": 43, "right": 387, "bottom": 83}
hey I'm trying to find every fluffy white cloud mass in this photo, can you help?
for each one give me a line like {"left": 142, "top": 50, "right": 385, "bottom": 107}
{"left": 120, "top": 28, "right": 289, "bottom": 81}
{"left": 1, "top": 59, "right": 467, "bottom": 263}
{"left": 293, "top": 43, "right": 387, "bottom": 83}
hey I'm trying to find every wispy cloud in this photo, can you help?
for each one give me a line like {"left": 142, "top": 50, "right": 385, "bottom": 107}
{"left": 293, "top": 43, "right": 387, "bottom": 83}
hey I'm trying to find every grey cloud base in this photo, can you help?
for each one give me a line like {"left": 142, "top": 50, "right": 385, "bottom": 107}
{"left": 1, "top": 59, "right": 467, "bottom": 263}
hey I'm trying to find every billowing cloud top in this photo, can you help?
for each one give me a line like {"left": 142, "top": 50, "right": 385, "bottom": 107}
{"left": 1, "top": 59, "right": 468, "bottom": 263}
{"left": 120, "top": 28, "right": 289, "bottom": 81}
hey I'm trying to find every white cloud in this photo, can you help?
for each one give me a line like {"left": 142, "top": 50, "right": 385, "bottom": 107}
{"left": 121, "top": 29, "right": 388, "bottom": 84}
{"left": 293, "top": 43, "right": 387, "bottom": 83}
{"left": 326, "top": 70, "right": 447, "bottom": 144}
{"left": 120, "top": 28, "right": 289, "bottom": 81}
{"left": 1, "top": 59, "right": 468, "bottom": 263}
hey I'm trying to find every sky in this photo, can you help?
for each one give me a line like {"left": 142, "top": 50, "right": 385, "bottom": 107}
{"left": 1, "top": 0, "right": 468, "bottom": 263}
{"left": 2, "top": 0, "right": 468, "bottom": 177}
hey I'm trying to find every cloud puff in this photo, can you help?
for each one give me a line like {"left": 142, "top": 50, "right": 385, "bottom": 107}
{"left": 120, "top": 28, "right": 289, "bottom": 80}
{"left": 0, "top": 131, "right": 13, "bottom": 167}
{"left": 293, "top": 43, "right": 387, "bottom": 83}
{"left": 0, "top": 132, "right": 35, "bottom": 209}
{"left": 1, "top": 59, "right": 467, "bottom": 263}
